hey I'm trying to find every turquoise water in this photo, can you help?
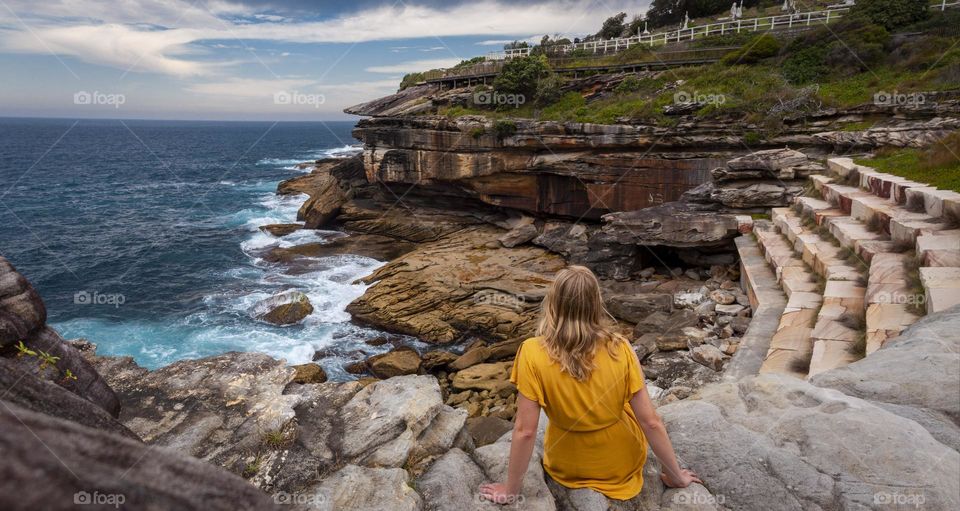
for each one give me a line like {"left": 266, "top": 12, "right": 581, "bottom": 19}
{"left": 0, "top": 118, "right": 395, "bottom": 377}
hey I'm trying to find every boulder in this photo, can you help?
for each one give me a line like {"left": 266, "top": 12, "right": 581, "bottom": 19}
{"left": 258, "top": 223, "right": 302, "bottom": 237}
{"left": 417, "top": 448, "right": 493, "bottom": 511}
{"left": 0, "top": 357, "right": 134, "bottom": 439}
{"left": 347, "top": 227, "right": 563, "bottom": 343}
{"left": 659, "top": 372, "right": 960, "bottom": 510}
{"left": 605, "top": 294, "right": 674, "bottom": 323}
{"left": 689, "top": 345, "right": 726, "bottom": 372}
{"left": 449, "top": 344, "right": 492, "bottom": 371}
{"left": 600, "top": 204, "right": 750, "bottom": 249}
{"left": 304, "top": 465, "right": 422, "bottom": 511}
{"left": 277, "top": 156, "right": 365, "bottom": 229}
{"left": 264, "top": 233, "right": 416, "bottom": 264}
{"left": 0, "top": 401, "right": 282, "bottom": 511}
{"left": 421, "top": 350, "right": 458, "bottom": 371}
{"left": 11, "top": 326, "right": 121, "bottom": 417}
{"left": 499, "top": 223, "right": 539, "bottom": 248}
{"left": 708, "top": 289, "right": 736, "bottom": 305}
{"left": 451, "top": 362, "right": 514, "bottom": 394}
{"left": 339, "top": 375, "right": 445, "bottom": 464}
{"left": 254, "top": 290, "right": 314, "bottom": 325}
{"left": 292, "top": 363, "right": 328, "bottom": 384}
{"left": 92, "top": 352, "right": 300, "bottom": 471}
{"left": 466, "top": 416, "right": 513, "bottom": 447}
{"left": 0, "top": 256, "right": 46, "bottom": 349}
{"left": 634, "top": 310, "right": 698, "bottom": 337}
{"left": 633, "top": 333, "right": 659, "bottom": 361}
{"left": 725, "top": 148, "right": 809, "bottom": 174}
{"left": 367, "top": 347, "right": 422, "bottom": 378}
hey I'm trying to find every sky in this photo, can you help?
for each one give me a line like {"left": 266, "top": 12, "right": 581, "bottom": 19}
{"left": 0, "top": 0, "right": 652, "bottom": 121}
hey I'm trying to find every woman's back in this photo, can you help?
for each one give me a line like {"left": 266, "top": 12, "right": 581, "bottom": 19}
{"left": 512, "top": 336, "right": 642, "bottom": 432}
{"left": 512, "top": 336, "right": 647, "bottom": 500}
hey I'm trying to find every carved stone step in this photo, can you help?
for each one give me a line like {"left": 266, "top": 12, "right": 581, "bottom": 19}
{"left": 920, "top": 267, "right": 960, "bottom": 313}
{"left": 917, "top": 232, "right": 960, "bottom": 267}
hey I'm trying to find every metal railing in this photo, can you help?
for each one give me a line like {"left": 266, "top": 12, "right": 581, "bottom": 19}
{"left": 486, "top": 8, "right": 851, "bottom": 60}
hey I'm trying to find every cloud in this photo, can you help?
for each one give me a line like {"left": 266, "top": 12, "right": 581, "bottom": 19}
{"left": 365, "top": 58, "right": 462, "bottom": 73}
{"left": 475, "top": 36, "right": 541, "bottom": 46}
{"left": 0, "top": 0, "right": 646, "bottom": 76}
{"left": 185, "top": 77, "right": 316, "bottom": 97}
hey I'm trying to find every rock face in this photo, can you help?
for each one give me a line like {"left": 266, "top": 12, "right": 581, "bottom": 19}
{"left": 254, "top": 290, "right": 314, "bottom": 325}
{"left": 277, "top": 156, "right": 366, "bottom": 229}
{"left": 657, "top": 306, "right": 960, "bottom": 511}
{"left": 351, "top": 116, "right": 722, "bottom": 221}
{"left": 367, "top": 346, "right": 422, "bottom": 378}
{"left": 0, "top": 256, "right": 46, "bottom": 349}
{"left": 347, "top": 227, "right": 565, "bottom": 343}
{"left": 0, "top": 402, "right": 283, "bottom": 511}
{"left": 92, "top": 352, "right": 301, "bottom": 471}
{"left": 0, "top": 259, "right": 285, "bottom": 510}
{"left": 810, "top": 306, "right": 960, "bottom": 451}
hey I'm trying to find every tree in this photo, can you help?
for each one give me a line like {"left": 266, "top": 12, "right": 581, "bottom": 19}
{"left": 645, "top": 0, "right": 764, "bottom": 29}
{"left": 853, "top": 0, "right": 928, "bottom": 31}
{"left": 493, "top": 55, "right": 552, "bottom": 101}
{"left": 598, "top": 12, "right": 628, "bottom": 39}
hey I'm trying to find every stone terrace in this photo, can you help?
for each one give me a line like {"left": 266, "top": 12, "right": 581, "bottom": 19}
{"left": 749, "top": 157, "right": 960, "bottom": 379}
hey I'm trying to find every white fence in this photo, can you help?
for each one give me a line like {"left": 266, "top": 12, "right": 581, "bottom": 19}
{"left": 487, "top": 8, "right": 852, "bottom": 60}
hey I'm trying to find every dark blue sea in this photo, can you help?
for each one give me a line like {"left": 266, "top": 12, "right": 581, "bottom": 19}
{"left": 0, "top": 118, "right": 388, "bottom": 377}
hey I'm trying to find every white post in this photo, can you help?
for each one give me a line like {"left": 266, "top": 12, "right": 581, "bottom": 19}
{"left": 942, "top": 0, "right": 947, "bottom": 11}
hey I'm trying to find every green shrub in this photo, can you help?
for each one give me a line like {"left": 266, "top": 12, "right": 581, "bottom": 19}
{"left": 469, "top": 126, "right": 486, "bottom": 139}
{"left": 494, "top": 55, "right": 552, "bottom": 99}
{"left": 399, "top": 72, "right": 425, "bottom": 90}
{"left": 853, "top": 0, "right": 928, "bottom": 31}
{"left": 534, "top": 73, "right": 565, "bottom": 106}
{"left": 493, "top": 120, "right": 517, "bottom": 139}
{"left": 721, "top": 34, "right": 781, "bottom": 65}
{"left": 614, "top": 76, "right": 642, "bottom": 94}
{"left": 783, "top": 46, "right": 829, "bottom": 84}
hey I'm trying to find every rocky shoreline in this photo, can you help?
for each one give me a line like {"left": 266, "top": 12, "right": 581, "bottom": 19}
{"left": 3, "top": 254, "right": 958, "bottom": 510}
{"left": 2, "top": 76, "right": 959, "bottom": 509}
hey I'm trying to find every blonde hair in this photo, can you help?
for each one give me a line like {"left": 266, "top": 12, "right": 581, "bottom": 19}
{"left": 536, "top": 265, "right": 623, "bottom": 381}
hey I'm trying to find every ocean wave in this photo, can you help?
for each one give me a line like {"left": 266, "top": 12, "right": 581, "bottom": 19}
{"left": 256, "top": 158, "right": 308, "bottom": 166}
{"left": 309, "top": 144, "right": 362, "bottom": 159}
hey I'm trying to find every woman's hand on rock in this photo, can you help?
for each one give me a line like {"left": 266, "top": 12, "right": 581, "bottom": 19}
{"left": 660, "top": 468, "right": 703, "bottom": 488}
{"left": 479, "top": 482, "right": 522, "bottom": 505}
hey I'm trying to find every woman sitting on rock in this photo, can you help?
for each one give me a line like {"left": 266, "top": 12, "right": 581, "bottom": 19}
{"left": 480, "top": 265, "right": 700, "bottom": 504}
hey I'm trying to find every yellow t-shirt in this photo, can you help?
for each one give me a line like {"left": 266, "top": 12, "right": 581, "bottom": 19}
{"left": 510, "top": 337, "right": 647, "bottom": 500}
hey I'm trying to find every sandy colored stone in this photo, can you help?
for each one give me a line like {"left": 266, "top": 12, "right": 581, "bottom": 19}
{"left": 920, "top": 267, "right": 960, "bottom": 313}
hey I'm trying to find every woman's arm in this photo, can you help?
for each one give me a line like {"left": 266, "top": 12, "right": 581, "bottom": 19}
{"left": 629, "top": 362, "right": 702, "bottom": 488}
{"left": 479, "top": 394, "right": 541, "bottom": 504}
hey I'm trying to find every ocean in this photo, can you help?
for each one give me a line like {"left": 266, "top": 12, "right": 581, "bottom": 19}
{"left": 0, "top": 117, "right": 395, "bottom": 379}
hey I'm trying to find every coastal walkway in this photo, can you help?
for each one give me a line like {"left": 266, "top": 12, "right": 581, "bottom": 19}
{"left": 425, "top": 48, "right": 730, "bottom": 89}
{"left": 749, "top": 158, "right": 960, "bottom": 379}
